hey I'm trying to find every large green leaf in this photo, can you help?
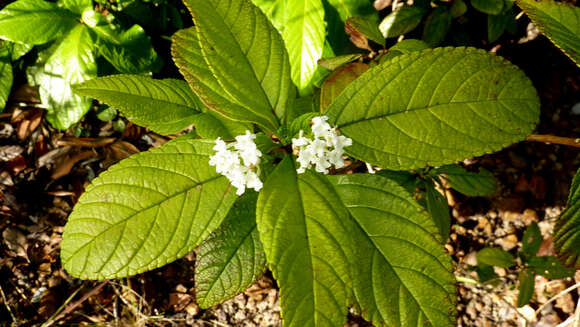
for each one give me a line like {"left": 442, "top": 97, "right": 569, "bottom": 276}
{"left": 515, "top": 0, "right": 580, "bottom": 66}
{"left": 61, "top": 139, "right": 238, "bottom": 279}
{"left": 91, "top": 24, "right": 162, "bottom": 74}
{"left": 27, "top": 24, "right": 97, "bottom": 129}
{"left": 0, "top": 0, "right": 79, "bottom": 45}
{"left": 74, "top": 75, "right": 201, "bottom": 135}
{"left": 174, "top": 0, "right": 294, "bottom": 131}
{"left": 554, "top": 168, "right": 580, "bottom": 268}
{"left": 190, "top": 112, "right": 252, "bottom": 140}
{"left": 256, "top": 156, "right": 354, "bottom": 327}
{"left": 283, "top": 0, "right": 326, "bottom": 94}
{"left": 196, "top": 193, "right": 266, "bottom": 308}
{"left": 329, "top": 174, "right": 456, "bottom": 327}
{"left": 435, "top": 164, "right": 497, "bottom": 197}
{"left": 250, "top": 0, "right": 286, "bottom": 31}
{"left": 326, "top": 47, "right": 540, "bottom": 170}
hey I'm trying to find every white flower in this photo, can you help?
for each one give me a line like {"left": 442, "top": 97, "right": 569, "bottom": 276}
{"left": 291, "top": 115, "right": 352, "bottom": 174}
{"left": 209, "top": 131, "right": 263, "bottom": 195}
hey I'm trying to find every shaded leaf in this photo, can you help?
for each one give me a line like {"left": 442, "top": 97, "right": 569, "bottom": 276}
{"left": 488, "top": 9, "right": 514, "bottom": 43}
{"left": 517, "top": 269, "right": 535, "bottom": 307}
{"left": 424, "top": 179, "right": 451, "bottom": 239}
{"left": 471, "top": 0, "right": 504, "bottom": 15}
{"left": 320, "top": 62, "right": 369, "bottom": 112}
{"left": 91, "top": 24, "right": 162, "bottom": 74}
{"left": 74, "top": 75, "right": 200, "bottom": 135}
{"left": 528, "top": 256, "right": 575, "bottom": 279}
{"left": 318, "top": 54, "right": 362, "bottom": 71}
{"left": 477, "top": 247, "right": 515, "bottom": 268}
{"left": 379, "top": 5, "right": 428, "bottom": 39}
{"left": 389, "top": 38, "right": 430, "bottom": 53}
{"left": 521, "top": 222, "right": 542, "bottom": 258}
{"left": 435, "top": 164, "right": 497, "bottom": 197}
{"left": 196, "top": 193, "right": 266, "bottom": 308}
{"left": 256, "top": 156, "right": 353, "bottom": 327}
{"left": 345, "top": 16, "right": 385, "bottom": 46}
{"left": 0, "top": 50, "right": 12, "bottom": 112}
{"left": 450, "top": 0, "right": 468, "bottom": 18}
{"left": 326, "top": 0, "right": 378, "bottom": 22}
{"left": 326, "top": 47, "right": 540, "bottom": 170}
{"left": 329, "top": 174, "right": 456, "bottom": 327}
{"left": 554, "top": 168, "right": 580, "bottom": 268}
{"left": 515, "top": 0, "right": 580, "bottom": 66}
{"left": 422, "top": 7, "right": 452, "bottom": 47}
{"left": 0, "top": 0, "right": 79, "bottom": 45}
{"left": 61, "top": 139, "right": 238, "bottom": 279}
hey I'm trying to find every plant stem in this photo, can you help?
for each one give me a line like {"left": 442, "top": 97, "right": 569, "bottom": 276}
{"left": 526, "top": 134, "right": 580, "bottom": 148}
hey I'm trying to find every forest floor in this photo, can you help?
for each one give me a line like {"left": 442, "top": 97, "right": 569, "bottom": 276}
{"left": 0, "top": 30, "right": 580, "bottom": 327}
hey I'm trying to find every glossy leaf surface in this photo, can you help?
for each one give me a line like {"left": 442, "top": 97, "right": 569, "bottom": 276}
{"left": 326, "top": 47, "right": 540, "bottom": 170}
{"left": 329, "top": 174, "right": 456, "bottom": 327}
{"left": 196, "top": 193, "right": 266, "bottom": 308}
{"left": 257, "top": 156, "right": 353, "bottom": 327}
{"left": 61, "top": 139, "right": 238, "bottom": 279}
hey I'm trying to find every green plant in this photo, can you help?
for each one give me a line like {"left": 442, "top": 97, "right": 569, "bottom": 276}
{"left": 53, "top": 0, "right": 580, "bottom": 326}
{"left": 379, "top": 0, "right": 517, "bottom": 46}
{"left": 0, "top": 0, "right": 160, "bottom": 129}
{"left": 475, "top": 222, "right": 575, "bottom": 307}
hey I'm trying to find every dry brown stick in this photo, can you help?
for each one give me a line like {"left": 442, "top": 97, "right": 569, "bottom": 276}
{"left": 526, "top": 134, "right": 580, "bottom": 148}
{"left": 42, "top": 281, "right": 107, "bottom": 327}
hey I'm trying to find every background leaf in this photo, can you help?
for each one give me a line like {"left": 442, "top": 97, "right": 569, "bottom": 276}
{"left": 196, "top": 193, "right": 266, "bottom": 308}
{"left": 0, "top": 45, "right": 12, "bottom": 112}
{"left": 74, "top": 75, "right": 201, "bottom": 135}
{"left": 528, "top": 256, "right": 574, "bottom": 279}
{"left": 326, "top": 47, "right": 540, "bottom": 170}
{"left": 329, "top": 174, "right": 456, "bottom": 327}
{"left": 422, "top": 7, "right": 452, "bottom": 46}
{"left": 515, "top": 0, "right": 580, "bottom": 66}
{"left": 345, "top": 16, "right": 385, "bottom": 46}
{"left": 435, "top": 164, "right": 497, "bottom": 197}
{"left": 256, "top": 156, "right": 353, "bottom": 327}
{"left": 283, "top": 0, "right": 326, "bottom": 94}
{"left": 91, "top": 24, "right": 162, "bottom": 74}
{"left": 326, "top": 0, "right": 378, "bottom": 22}
{"left": 176, "top": 0, "right": 295, "bottom": 131}
{"left": 553, "top": 168, "right": 580, "bottom": 268}
{"left": 27, "top": 24, "right": 97, "bottom": 129}
{"left": 471, "top": 0, "right": 504, "bottom": 15}
{"left": 61, "top": 139, "right": 238, "bottom": 279}
{"left": 0, "top": 0, "right": 79, "bottom": 45}
{"left": 517, "top": 269, "right": 535, "bottom": 307}
{"left": 320, "top": 62, "right": 369, "bottom": 112}
{"left": 379, "top": 5, "right": 428, "bottom": 39}
{"left": 424, "top": 179, "right": 451, "bottom": 239}
{"left": 477, "top": 247, "right": 515, "bottom": 268}
{"left": 521, "top": 222, "right": 542, "bottom": 258}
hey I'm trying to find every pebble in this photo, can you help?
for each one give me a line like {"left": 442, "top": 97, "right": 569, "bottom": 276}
{"left": 496, "top": 234, "right": 518, "bottom": 251}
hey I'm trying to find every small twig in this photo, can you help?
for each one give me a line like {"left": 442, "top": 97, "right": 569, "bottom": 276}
{"left": 57, "top": 137, "right": 116, "bottom": 148}
{"left": 535, "top": 281, "right": 580, "bottom": 315}
{"left": 526, "top": 134, "right": 580, "bottom": 148}
{"left": 42, "top": 281, "right": 106, "bottom": 327}
{"left": 0, "top": 284, "right": 17, "bottom": 325}
{"left": 333, "top": 161, "right": 364, "bottom": 174}
{"left": 573, "top": 293, "right": 580, "bottom": 327}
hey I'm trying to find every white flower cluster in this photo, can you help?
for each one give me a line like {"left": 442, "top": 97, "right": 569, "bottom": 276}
{"left": 209, "top": 131, "right": 263, "bottom": 195}
{"left": 292, "top": 116, "right": 352, "bottom": 174}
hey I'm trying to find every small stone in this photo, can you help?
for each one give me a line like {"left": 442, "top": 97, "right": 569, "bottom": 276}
{"left": 517, "top": 305, "right": 537, "bottom": 323}
{"left": 521, "top": 209, "right": 538, "bottom": 225}
{"left": 175, "top": 284, "right": 187, "bottom": 293}
{"left": 493, "top": 267, "right": 507, "bottom": 277}
{"left": 463, "top": 251, "right": 478, "bottom": 266}
{"left": 496, "top": 234, "right": 518, "bottom": 251}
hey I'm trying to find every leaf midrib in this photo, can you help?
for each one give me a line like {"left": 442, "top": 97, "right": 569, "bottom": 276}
{"left": 191, "top": 2, "right": 279, "bottom": 130}
{"left": 76, "top": 87, "right": 200, "bottom": 111}
{"left": 337, "top": 98, "right": 537, "bottom": 129}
